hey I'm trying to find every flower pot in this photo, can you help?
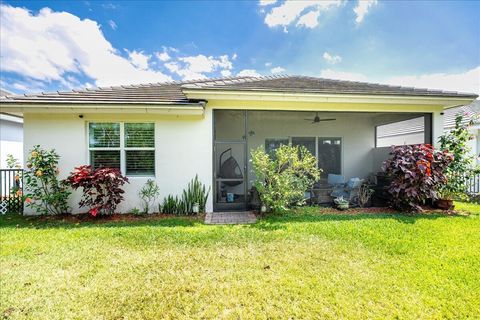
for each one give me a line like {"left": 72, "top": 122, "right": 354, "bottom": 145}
{"left": 192, "top": 203, "right": 200, "bottom": 214}
{"left": 435, "top": 199, "right": 455, "bottom": 210}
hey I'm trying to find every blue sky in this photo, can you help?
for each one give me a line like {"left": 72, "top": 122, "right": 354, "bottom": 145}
{"left": 0, "top": 0, "right": 479, "bottom": 94}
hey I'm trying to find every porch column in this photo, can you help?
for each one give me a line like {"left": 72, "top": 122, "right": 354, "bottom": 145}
{"left": 431, "top": 111, "right": 444, "bottom": 148}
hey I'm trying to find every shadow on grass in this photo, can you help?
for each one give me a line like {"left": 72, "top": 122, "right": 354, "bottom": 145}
{"left": 0, "top": 214, "right": 204, "bottom": 230}
{"left": 0, "top": 209, "right": 468, "bottom": 231}
{"left": 252, "top": 211, "right": 468, "bottom": 231}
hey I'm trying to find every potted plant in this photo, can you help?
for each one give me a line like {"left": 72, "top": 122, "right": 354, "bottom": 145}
{"left": 334, "top": 196, "right": 349, "bottom": 210}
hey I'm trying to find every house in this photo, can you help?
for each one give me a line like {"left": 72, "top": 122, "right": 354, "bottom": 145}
{"left": 0, "top": 89, "right": 23, "bottom": 168}
{"left": 377, "top": 101, "right": 480, "bottom": 163}
{"left": 0, "top": 75, "right": 477, "bottom": 213}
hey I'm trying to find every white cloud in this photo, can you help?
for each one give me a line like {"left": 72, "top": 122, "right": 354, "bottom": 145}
{"left": 238, "top": 69, "right": 261, "bottom": 77}
{"left": 320, "top": 66, "right": 480, "bottom": 95}
{"left": 265, "top": 62, "right": 272, "bottom": 67}
{"left": 385, "top": 67, "right": 480, "bottom": 95}
{"left": 155, "top": 49, "right": 171, "bottom": 62}
{"left": 126, "top": 50, "right": 151, "bottom": 70}
{"left": 271, "top": 66, "right": 286, "bottom": 74}
{"left": 320, "top": 69, "right": 369, "bottom": 82}
{"left": 323, "top": 52, "right": 342, "bottom": 64}
{"left": 232, "top": 53, "right": 238, "bottom": 60}
{"left": 263, "top": 0, "right": 343, "bottom": 32}
{"left": 221, "top": 69, "right": 232, "bottom": 77}
{"left": 259, "top": 0, "right": 277, "bottom": 6}
{"left": 0, "top": 4, "right": 172, "bottom": 87}
{"left": 108, "top": 19, "right": 117, "bottom": 30}
{"left": 166, "top": 54, "right": 235, "bottom": 80}
{"left": 296, "top": 9, "right": 320, "bottom": 28}
{"left": 353, "top": 0, "right": 377, "bottom": 24}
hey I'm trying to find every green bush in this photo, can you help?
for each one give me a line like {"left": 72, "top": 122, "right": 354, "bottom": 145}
{"left": 182, "top": 175, "right": 210, "bottom": 214}
{"left": 24, "top": 145, "right": 71, "bottom": 215}
{"left": 161, "top": 195, "right": 185, "bottom": 215}
{"left": 439, "top": 113, "right": 480, "bottom": 200}
{"left": 139, "top": 179, "right": 160, "bottom": 214}
{"left": 251, "top": 144, "right": 321, "bottom": 212}
{"left": 160, "top": 175, "right": 210, "bottom": 215}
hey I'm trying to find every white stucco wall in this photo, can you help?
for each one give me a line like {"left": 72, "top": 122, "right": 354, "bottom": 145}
{"left": 23, "top": 111, "right": 213, "bottom": 214}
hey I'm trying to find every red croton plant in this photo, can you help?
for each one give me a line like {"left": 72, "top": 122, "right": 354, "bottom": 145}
{"left": 383, "top": 144, "right": 453, "bottom": 212}
{"left": 66, "top": 165, "right": 129, "bottom": 216}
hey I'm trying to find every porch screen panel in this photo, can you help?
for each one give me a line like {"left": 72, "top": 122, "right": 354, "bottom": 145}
{"left": 317, "top": 138, "right": 342, "bottom": 176}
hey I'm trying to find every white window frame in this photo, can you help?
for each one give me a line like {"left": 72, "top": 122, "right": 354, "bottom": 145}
{"left": 87, "top": 122, "right": 155, "bottom": 177}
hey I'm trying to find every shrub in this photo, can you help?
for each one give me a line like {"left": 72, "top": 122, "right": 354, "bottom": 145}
{"left": 66, "top": 165, "right": 129, "bottom": 216}
{"left": 439, "top": 113, "right": 480, "bottom": 200}
{"left": 383, "top": 144, "right": 453, "bottom": 212}
{"left": 139, "top": 179, "right": 160, "bottom": 214}
{"left": 6, "top": 154, "right": 21, "bottom": 169}
{"left": 181, "top": 175, "right": 210, "bottom": 214}
{"left": 23, "top": 145, "right": 71, "bottom": 215}
{"left": 161, "top": 195, "right": 186, "bottom": 215}
{"left": 251, "top": 144, "right": 321, "bottom": 212}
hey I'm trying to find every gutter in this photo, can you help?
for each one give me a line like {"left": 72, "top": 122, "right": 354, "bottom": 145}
{"left": 0, "top": 101, "right": 206, "bottom": 115}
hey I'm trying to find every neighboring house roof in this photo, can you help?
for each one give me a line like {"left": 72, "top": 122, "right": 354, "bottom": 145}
{"left": 443, "top": 100, "right": 480, "bottom": 129}
{"left": 0, "top": 75, "right": 477, "bottom": 105}
{"left": 377, "top": 100, "right": 480, "bottom": 139}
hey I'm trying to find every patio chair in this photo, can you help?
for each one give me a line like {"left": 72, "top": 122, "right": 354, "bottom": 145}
{"left": 330, "top": 176, "right": 364, "bottom": 205}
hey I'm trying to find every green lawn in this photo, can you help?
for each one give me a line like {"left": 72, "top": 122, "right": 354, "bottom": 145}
{"left": 1, "top": 203, "right": 479, "bottom": 319}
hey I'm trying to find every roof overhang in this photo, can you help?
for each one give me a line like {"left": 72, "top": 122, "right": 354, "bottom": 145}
{"left": 183, "top": 89, "right": 476, "bottom": 111}
{"left": 0, "top": 102, "right": 205, "bottom": 116}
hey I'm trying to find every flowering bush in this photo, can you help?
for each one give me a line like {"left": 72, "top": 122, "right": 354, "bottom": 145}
{"left": 66, "top": 165, "right": 129, "bottom": 216}
{"left": 251, "top": 144, "right": 321, "bottom": 212}
{"left": 23, "top": 145, "right": 71, "bottom": 215}
{"left": 383, "top": 144, "right": 453, "bottom": 212}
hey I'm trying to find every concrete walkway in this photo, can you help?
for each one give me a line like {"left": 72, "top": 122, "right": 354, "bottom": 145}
{"left": 204, "top": 211, "right": 257, "bottom": 225}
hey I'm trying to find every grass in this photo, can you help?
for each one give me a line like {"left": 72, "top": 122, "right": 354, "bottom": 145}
{"left": 1, "top": 203, "right": 479, "bottom": 319}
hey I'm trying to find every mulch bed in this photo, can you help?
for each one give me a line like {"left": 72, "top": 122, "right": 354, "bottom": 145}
{"left": 313, "top": 206, "right": 460, "bottom": 215}
{"left": 29, "top": 213, "right": 205, "bottom": 223}
{"left": 15, "top": 206, "right": 464, "bottom": 225}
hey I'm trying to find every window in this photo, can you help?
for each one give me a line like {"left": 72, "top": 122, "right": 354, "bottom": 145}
{"left": 88, "top": 122, "right": 155, "bottom": 176}
{"left": 265, "top": 138, "right": 289, "bottom": 158}
{"left": 317, "top": 138, "right": 342, "bottom": 176}
{"left": 292, "top": 137, "right": 316, "bottom": 157}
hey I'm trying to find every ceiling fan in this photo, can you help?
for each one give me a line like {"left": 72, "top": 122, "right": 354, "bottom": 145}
{"left": 304, "top": 112, "right": 336, "bottom": 124}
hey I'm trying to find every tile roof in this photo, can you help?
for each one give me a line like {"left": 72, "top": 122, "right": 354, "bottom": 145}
{"left": 0, "top": 75, "right": 477, "bottom": 105}
{"left": 182, "top": 75, "right": 478, "bottom": 98}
